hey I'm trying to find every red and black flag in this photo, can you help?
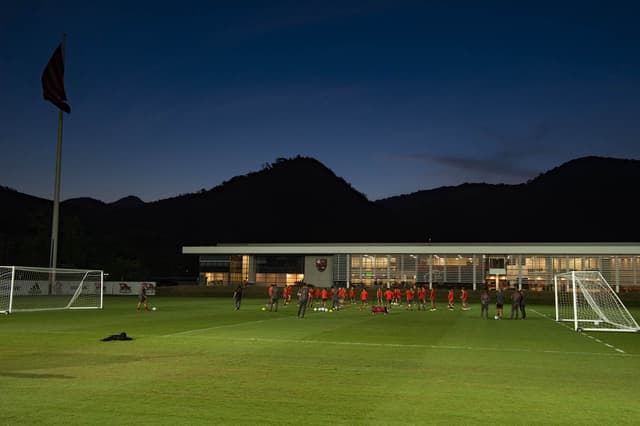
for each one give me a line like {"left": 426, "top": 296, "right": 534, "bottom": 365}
{"left": 41, "top": 44, "right": 71, "bottom": 113}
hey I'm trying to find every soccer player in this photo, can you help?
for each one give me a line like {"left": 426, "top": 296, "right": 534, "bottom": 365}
{"left": 519, "top": 289, "right": 527, "bottom": 319}
{"left": 308, "top": 285, "right": 315, "bottom": 309}
{"left": 136, "top": 283, "right": 149, "bottom": 311}
{"left": 405, "top": 287, "right": 415, "bottom": 310}
{"left": 480, "top": 289, "right": 489, "bottom": 319}
{"left": 338, "top": 286, "right": 347, "bottom": 308}
{"left": 447, "top": 289, "right": 454, "bottom": 310}
{"left": 297, "top": 283, "right": 309, "bottom": 318}
{"left": 417, "top": 286, "right": 427, "bottom": 311}
{"left": 394, "top": 288, "right": 402, "bottom": 306}
{"left": 510, "top": 288, "right": 522, "bottom": 319}
{"left": 460, "top": 287, "right": 469, "bottom": 310}
{"left": 269, "top": 283, "right": 279, "bottom": 312}
{"left": 430, "top": 287, "right": 437, "bottom": 311}
{"left": 321, "top": 287, "right": 328, "bottom": 308}
{"left": 495, "top": 288, "right": 504, "bottom": 319}
{"left": 376, "top": 287, "right": 383, "bottom": 305}
{"left": 384, "top": 288, "right": 394, "bottom": 309}
{"left": 359, "top": 287, "right": 369, "bottom": 310}
{"left": 233, "top": 284, "right": 243, "bottom": 311}
{"left": 349, "top": 287, "right": 356, "bottom": 304}
{"left": 331, "top": 285, "right": 340, "bottom": 311}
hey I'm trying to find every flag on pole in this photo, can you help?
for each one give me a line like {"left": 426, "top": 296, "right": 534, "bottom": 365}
{"left": 42, "top": 44, "right": 71, "bottom": 113}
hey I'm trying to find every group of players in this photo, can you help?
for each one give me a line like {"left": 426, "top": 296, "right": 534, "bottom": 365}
{"left": 268, "top": 283, "right": 473, "bottom": 313}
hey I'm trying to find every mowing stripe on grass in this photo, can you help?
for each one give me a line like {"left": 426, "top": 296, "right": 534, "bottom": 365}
{"left": 531, "top": 308, "right": 629, "bottom": 354}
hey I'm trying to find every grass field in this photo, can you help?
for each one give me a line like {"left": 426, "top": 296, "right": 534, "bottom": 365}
{"left": 2, "top": 296, "right": 640, "bottom": 425}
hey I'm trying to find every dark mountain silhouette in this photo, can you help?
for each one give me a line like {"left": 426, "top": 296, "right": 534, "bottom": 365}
{"left": 1, "top": 155, "right": 638, "bottom": 279}
{"left": 376, "top": 156, "right": 640, "bottom": 242}
{"left": 110, "top": 196, "right": 145, "bottom": 209}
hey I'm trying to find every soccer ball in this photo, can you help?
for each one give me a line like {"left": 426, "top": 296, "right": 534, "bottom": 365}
{"left": 261, "top": 307, "right": 266, "bottom": 311}
{"left": 494, "top": 315, "right": 499, "bottom": 320}
{"left": 152, "top": 307, "right": 157, "bottom": 311}
{"left": 329, "top": 309, "right": 333, "bottom": 313}
{"left": 313, "top": 307, "right": 318, "bottom": 312}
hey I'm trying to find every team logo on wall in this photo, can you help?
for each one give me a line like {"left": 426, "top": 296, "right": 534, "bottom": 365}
{"left": 315, "top": 258, "right": 327, "bottom": 272}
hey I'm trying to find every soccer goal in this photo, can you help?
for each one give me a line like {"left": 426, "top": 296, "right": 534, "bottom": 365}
{"left": 0, "top": 266, "right": 103, "bottom": 314}
{"left": 554, "top": 271, "right": 640, "bottom": 332}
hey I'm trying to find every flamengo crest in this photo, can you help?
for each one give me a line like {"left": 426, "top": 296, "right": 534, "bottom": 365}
{"left": 315, "top": 258, "right": 327, "bottom": 272}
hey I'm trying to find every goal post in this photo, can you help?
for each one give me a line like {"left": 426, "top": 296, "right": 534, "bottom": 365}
{"left": 554, "top": 270, "right": 640, "bottom": 332}
{"left": 0, "top": 266, "right": 103, "bottom": 314}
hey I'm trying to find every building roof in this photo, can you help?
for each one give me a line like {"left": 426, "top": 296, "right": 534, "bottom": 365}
{"left": 183, "top": 242, "right": 640, "bottom": 256}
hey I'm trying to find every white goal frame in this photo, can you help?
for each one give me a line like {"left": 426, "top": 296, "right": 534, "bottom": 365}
{"left": 554, "top": 270, "right": 639, "bottom": 333}
{"left": 0, "top": 265, "right": 103, "bottom": 314}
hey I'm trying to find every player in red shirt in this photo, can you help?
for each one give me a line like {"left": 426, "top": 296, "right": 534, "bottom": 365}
{"left": 430, "top": 287, "right": 437, "bottom": 311}
{"left": 359, "top": 287, "right": 369, "bottom": 310}
{"left": 308, "top": 286, "right": 315, "bottom": 309}
{"left": 394, "top": 288, "right": 402, "bottom": 306}
{"left": 384, "top": 288, "right": 394, "bottom": 309}
{"left": 447, "top": 289, "right": 455, "bottom": 310}
{"left": 349, "top": 287, "right": 356, "bottom": 304}
{"left": 405, "top": 287, "right": 415, "bottom": 311}
{"left": 376, "top": 287, "right": 383, "bottom": 305}
{"left": 321, "top": 288, "right": 329, "bottom": 308}
{"left": 460, "top": 287, "right": 469, "bottom": 310}
{"left": 417, "top": 286, "right": 427, "bottom": 311}
{"left": 338, "top": 287, "right": 347, "bottom": 308}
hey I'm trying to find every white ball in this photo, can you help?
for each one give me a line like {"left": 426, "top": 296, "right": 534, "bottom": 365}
{"left": 494, "top": 315, "right": 499, "bottom": 320}
{"left": 152, "top": 307, "right": 157, "bottom": 311}
{"left": 313, "top": 308, "right": 317, "bottom": 311}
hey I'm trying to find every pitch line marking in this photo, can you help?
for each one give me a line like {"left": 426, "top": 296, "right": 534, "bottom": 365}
{"left": 174, "top": 335, "right": 636, "bottom": 358}
{"left": 162, "top": 320, "right": 268, "bottom": 336}
{"left": 531, "top": 308, "right": 628, "bottom": 355}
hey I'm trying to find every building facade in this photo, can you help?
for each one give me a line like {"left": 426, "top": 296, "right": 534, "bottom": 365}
{"left": 182, "top": 243, "right": 640, "bottom": 292}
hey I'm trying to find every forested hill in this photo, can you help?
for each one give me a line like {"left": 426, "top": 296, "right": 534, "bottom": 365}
{"left": 1, "top": 155, "right": 638, "bottom": 279}
{"left": 375, "top": 156, "right": 640, "bottom": 242}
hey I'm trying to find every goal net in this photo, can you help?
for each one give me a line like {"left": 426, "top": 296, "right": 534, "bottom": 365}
{"left": 554, "top": 271, "right": 639, "bottom": 332}
{"left": 0, "top": 266, "right": 103, "bottom": 314}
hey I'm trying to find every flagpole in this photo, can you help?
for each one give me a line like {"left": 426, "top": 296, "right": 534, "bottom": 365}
{"left": 49, "top": 33, "right": 66, "bottom": 271}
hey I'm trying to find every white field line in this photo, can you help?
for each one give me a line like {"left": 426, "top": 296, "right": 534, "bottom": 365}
{"left": 531, "top": 308, "right": 629, "bottom": 355}
{"left": 162, "top": 334, "right": 636, "bottom": 358}
{"left": 161, "top": 316, "right": 290, "bottom": 337}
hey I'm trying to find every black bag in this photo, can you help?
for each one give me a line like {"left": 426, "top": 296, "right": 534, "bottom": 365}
{"left": 101, "top": 332, "right": 133, "bottom": 341}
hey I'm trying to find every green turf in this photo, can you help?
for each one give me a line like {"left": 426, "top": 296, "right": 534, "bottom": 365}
{"left": 1, "top": 297, "right": 640, "bottom": 425}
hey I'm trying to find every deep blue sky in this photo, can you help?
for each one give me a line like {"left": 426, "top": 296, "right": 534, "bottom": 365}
{"left": 2, "top": 1, "right": 639, "bottom": 202}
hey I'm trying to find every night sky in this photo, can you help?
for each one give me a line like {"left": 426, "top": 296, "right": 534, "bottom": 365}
{"left": 2, "top": 1, "right": 639, "bottom": 202}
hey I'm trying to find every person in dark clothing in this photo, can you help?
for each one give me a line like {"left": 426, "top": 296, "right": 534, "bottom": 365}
{"left": 233, "top": 285, "right": 243, "bottom": 310}
{"left": 269, "top": 284, "right": 279, "bottom": 312}
{"left": 297, "top": 283, "right": 309, "bottom": 318}
{"left": 520, "top": 289, "right": 527, "bottom": 319}
{"left": 331, "top": 285, "right": 340, "bottom": 311}
{"left": 511, "top": 289, "right": 522, "bottom": 319}
{"left": 136, "top": 284, "right": 149, "bottom": 311}
{"left": 495, "top": 289, "right": 504, "bottom": 319}
{"left": 480, "top": 289, "right": 489, "bottom": 319}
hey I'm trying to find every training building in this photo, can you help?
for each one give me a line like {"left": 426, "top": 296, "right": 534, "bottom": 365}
{"left": 182, "top": 242, "right": 640, "bottom": 292}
